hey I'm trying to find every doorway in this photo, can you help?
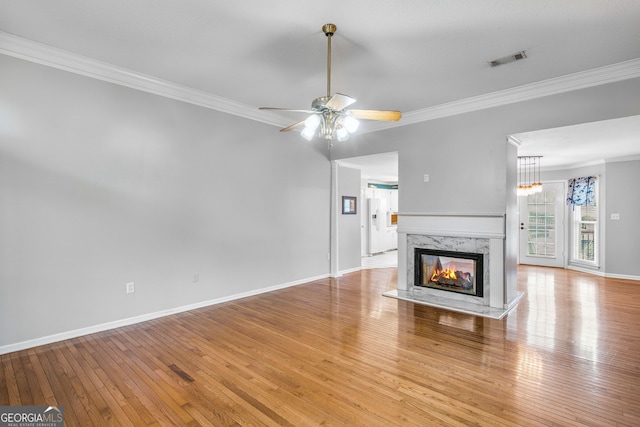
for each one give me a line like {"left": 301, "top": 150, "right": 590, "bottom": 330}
{"left": 334, "top": 152, "right": 399, "bottom": 269}
{"left": 518, "top": 181, "right": 566, "bottom": 268}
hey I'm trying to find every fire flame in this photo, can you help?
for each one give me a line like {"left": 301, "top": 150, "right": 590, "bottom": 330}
{"left": 431, "top": 266, "right": 457, "bottom": 281}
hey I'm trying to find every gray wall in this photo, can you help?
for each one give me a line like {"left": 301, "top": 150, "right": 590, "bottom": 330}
{"left": 331, "top": 78, "right": 640, "bottom": 281}
{"left": 337, "top": 165, "right": 362, "bottom": 273}
{"left": 605, "top": 159, "right": 640, "bottom": 277}
{"left": 541, "top": 163, "right": 607, "bottom": 272}
{"left": 540, "top": 158, "right": 640, "bottom": 278}
{"left": 0, "top": 55, "right": 331, "bottom": 348}
{"left": 2, "top": 52, "right": 638, "bottom": 350}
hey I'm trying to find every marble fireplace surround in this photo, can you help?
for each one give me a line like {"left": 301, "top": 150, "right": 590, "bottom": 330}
{"left": 383, "top": 212, "right": 521, "bottom": 319}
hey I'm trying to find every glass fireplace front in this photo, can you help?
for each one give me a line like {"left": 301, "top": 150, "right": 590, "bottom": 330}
{"left": 414, "top": 248, "right": 483, "bottom": 297}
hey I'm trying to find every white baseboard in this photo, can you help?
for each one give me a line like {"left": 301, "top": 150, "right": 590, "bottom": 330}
{"left": 339, "top": 266, "right": 362, "bottom": 276}
{"left": 567, "top": 265, "right": 640, "bottom": 281}
{"left": 567, "top": 264, "right": 606, "bottom": 277}
{"left": 604, "top": 272, "right": 640, "bottom": 281}
{"left": 0, "top": 273, "right": 330, "bottom": 355}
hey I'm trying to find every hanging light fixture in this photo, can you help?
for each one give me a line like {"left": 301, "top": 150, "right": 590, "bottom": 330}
{"left": 300, "top": 109, "right": 359, "bottom": 142}
{"left": 300, "top": 24, "right": 360, "bottom": 142}
{"left": 259, "top": 23, "right": 401, "bottom": 143}
{"left": 517, "top": 156, "right": 543, "bottom": 196}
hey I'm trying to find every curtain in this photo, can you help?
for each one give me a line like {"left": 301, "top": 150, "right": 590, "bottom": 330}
{"left": 566, "top": 176, "right": 596, "bottom": 208}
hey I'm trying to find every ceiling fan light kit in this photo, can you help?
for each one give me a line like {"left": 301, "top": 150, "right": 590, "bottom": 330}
{"left": 260, "top": 23, "right": 402, "bottom": 144}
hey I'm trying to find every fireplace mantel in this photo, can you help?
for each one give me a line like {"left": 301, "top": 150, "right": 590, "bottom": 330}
{"left": 387, "top": 212, "right": 520, "bottom": 319}
{"left": 397, "top": 212, "right": 505, "bottom": 239}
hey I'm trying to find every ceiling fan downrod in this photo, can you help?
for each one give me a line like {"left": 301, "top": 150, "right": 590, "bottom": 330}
{"left": 323, "top": 23, "right": 337, "bottom": 98}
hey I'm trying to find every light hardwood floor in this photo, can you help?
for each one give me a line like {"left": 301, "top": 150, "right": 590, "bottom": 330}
{"left": 1, "top": 265, "right": 639, "bottom": 426}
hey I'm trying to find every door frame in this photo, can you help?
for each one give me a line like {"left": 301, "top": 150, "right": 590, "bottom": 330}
{"left": 518, "top": 180, "right": 567, "bottom": 268}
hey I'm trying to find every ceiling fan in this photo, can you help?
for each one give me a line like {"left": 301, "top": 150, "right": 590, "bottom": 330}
{"left": 260, "top": 23, "right": 402, "bottom": 142}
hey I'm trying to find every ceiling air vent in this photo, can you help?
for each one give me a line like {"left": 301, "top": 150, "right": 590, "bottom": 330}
{"left": 489, "top": 51, "right": 527, "bottom": 67}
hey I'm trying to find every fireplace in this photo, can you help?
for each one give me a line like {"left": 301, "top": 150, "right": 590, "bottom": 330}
{"left": 414, "top": 248, "right": 483, "bottom": 297}
{"left": 383, "top": 213, "right": 522, "bottom": 319}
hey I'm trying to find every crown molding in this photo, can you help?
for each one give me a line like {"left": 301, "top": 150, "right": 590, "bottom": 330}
{"left": 364, "top": 57, "right": 640, "bottom": 133}
{"left": 537, "top": 153, "right": 640, "bottom": 172}
{"left": 605, "top": 153, "right": 640, "bottom": 164}
{"left": 0, "top": 31, "right": 290, "bottom": 128}
{"left": 506, "top": 135, "right": 523, "bottom": 147}
{"left": 2, "top": 31, "right": 639, "bottom": 132}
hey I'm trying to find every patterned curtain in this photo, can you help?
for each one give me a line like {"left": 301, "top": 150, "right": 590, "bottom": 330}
{"left": 566, "top": 176, "right": 596, "bottom": 208}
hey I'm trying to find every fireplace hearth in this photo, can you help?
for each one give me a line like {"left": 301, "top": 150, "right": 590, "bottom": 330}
{"left": 414, "top": 248, "right": 483, "bottom": 297}
{"left": 382, "top": 212, "right": 522, "bottom": 319}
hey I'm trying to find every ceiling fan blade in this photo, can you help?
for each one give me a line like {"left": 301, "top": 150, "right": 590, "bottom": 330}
{"left": 348, "top": 109, "right": 402, "bottom": 122}
{"left": 280, "top": 121, "right": 306, "bottom": 132}
{"left": 325, "top": 93, "right": 357, "bottom": 111}
{"left": 260, "top": 107, "right": 315, "bottom": 114}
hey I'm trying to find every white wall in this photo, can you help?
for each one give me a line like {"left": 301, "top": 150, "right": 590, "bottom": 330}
{"left": 0, "top": 55, "right": 332, "bottom": 350}
{"left": 505, "top": 142, "right": 519, "bottom": 303}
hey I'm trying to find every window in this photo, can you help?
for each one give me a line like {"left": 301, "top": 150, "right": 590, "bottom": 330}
{"left": 527, "top": 190, "right": 556, "bottom": 257}
{"left": 570, "top": 178, "right": 598, "bottom": 266}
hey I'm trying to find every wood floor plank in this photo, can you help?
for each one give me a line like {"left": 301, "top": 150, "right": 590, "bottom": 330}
{"left": 17, "top": 353, "right": 44, "bottom": 405}
{"left": 61, "top": 340, "right": 129, "bottom": 426}
{"left": 77, "top": 335, "right": 155, "bottom": 426}
{"left": 26, "top": 350, "right": 56, "bottom": 404}
{"left": 3, "top": 357, "right": 22, "bottom": 406}
{"left": 96, "top": 333, "right": 194, "bottom": 426}
{"left": 10, "top": 354, "right": 34, "bottom": 405}
{"left": 0, "top": 355, "right": 8, "bottom": 405}
{"left": 2, "top": 265, "right": 640, "bottom": 426}
{"left": 38, "top": 346, "right": 82, "bottom": 426}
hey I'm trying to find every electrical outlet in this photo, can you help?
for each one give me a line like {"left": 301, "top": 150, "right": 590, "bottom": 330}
{"left": 126, "top": 282, "right": 135, "bottom": 294}
{"left": 193, "top": 273, "right": 199, "bottom": 283}
{"left": 423, "top": 174, "right": 430, "bottom": 182}
{"left": 611, "top": 213, "right": 621, "bottom": 220}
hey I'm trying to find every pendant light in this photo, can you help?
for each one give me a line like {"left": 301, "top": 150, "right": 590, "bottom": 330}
{"left": 517, "top": 156, "right": 543, "bottom": 196}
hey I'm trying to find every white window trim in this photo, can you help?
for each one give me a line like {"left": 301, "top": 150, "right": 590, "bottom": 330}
{"left": 568, "top": 178, "right": 600, "bottom": 269}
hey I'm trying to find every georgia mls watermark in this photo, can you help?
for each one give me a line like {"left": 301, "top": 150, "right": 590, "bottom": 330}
{"left": 0, "top": 406, "right": 64, "bottom": 427}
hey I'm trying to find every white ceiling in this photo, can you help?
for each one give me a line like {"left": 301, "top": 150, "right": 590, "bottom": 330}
{"left": 515, "top": 115, "right": 640, "bottom": 170}
{"left": 339, "top": 152, "right": 399, "bottom": 184}
{"left": 343, "top": 114, "right": 640, "bottom": 183}
{"left": 1, "top": 0, "right": 639, "bottom": 177}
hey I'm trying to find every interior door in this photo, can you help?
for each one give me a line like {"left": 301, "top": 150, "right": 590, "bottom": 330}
{"left": 519, "top": 181, "right": 565, "bottom": 268}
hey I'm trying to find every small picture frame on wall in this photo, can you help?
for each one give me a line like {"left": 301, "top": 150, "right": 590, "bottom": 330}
{"left": 342, "top": 196, "right": 357, "bottom": 214}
